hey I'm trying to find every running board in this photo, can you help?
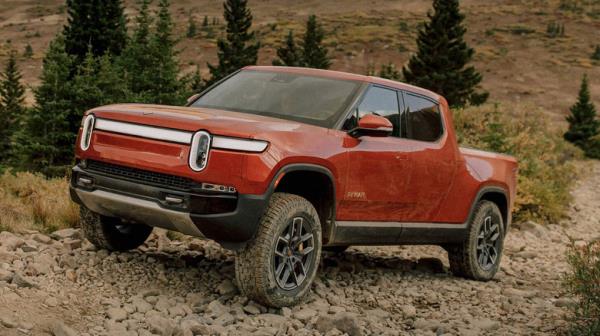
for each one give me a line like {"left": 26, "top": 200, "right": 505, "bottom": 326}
{"left": 331, "top": 221, "right": 468, "bottom": 245}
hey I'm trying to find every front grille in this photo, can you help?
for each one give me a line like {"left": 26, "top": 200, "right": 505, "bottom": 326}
{"left": 86, "top": 160, "right": 197, "bottom": 191}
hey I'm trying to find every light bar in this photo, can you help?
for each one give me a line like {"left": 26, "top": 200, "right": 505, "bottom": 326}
{"left": 212, "top": 136, "right": 269, "bottom": 153}
{"left": 94, "top": 118, "right": 192, "bottom": 144}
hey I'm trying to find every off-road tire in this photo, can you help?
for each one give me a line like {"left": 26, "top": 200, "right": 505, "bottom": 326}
{"left": 235, "top": 193, "right": 322, "bottom": 307}
{"left": 80, "top": 206, "right": 153, "bottom": 251}
{"left": 323, "top": 246, "right": 349, "bottom": 254}
{"left": 447, "top": 200, "right": 505, "bottom": 281}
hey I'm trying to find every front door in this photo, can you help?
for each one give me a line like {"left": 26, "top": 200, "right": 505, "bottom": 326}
{"left": 338, "top": 86, "right": 413, "bottom": 222}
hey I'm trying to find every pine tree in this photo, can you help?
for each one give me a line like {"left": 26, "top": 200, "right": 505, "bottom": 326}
{"left": 119, "top": 0, "right": 184, "bottom": 105}
{"left": 402, "top": 0, "right": 487, "bottom": 107}
{"left": 207, "top": 0, "right": 259, "bottom": 85}
{"left": 273, "top": 30, "right": 302, "bottom": 66}
{"left": 23, "top": 43, "right": 33, "bottom": 58}
{"left": 187, "top": 15, "right": 197, "bottom": 38}
{"left": 63, "top": 0, "right": 128, "bottom": 67}
{"left": 301, "top": 15, "right": 331, "bottom": 69}
{"left": 149, "top": 0, "right": 184, "bottom": 105}
{"left": 202, "top": 15, "right": 209, "bottom": 28}
{"left": 378, "top": 62, "right": 402, "bottom": 81}
{"left": 119, "top": 0, "right": 155, "bottom": 102}
{"left": 189, "top": 65, "right": 204, "bottom": 92}
{"left": 12, "top": 36, "right": 76, "bottom": 175}
{"left": 0, "top": 50, "right": 26, "bottom": 163}
{"left": 564, "top": 75, "right": 600, "bottom": 158}
{"left": 72, "top": 50, "right": 130, "bottom": 112}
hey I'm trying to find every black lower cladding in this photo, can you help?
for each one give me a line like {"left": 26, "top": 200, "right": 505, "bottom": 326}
{"left": 70, "top": 163, "right": 269, "bottom": 244}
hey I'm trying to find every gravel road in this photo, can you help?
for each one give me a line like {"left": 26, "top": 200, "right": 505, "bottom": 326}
{"left": 1, "top": 161, "right": 598, "bottom": 336}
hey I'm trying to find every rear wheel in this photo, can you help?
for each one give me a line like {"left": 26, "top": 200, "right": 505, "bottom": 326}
{"left": 447, "top": 200, "right": 505, "bottom": 281}
{"left": 80, "top": 207, "right": 153, "bottom": 251}
{"left": 235, "top": 193, "right": 322, "bottom": 307}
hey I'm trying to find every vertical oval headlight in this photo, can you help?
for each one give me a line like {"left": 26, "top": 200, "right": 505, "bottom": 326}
{"left": 189, "top": 131, "right": 211, "bottom": 171}
{"left": 80, "top": 115, "right": 95, "bottom": 151}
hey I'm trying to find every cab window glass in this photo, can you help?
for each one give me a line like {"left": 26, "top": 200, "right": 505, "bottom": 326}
{"left": 354, "top": 86, "right": 400, "bottom": 137}
{"left": 404, "top": 93, "right": 442, "bottom": 142}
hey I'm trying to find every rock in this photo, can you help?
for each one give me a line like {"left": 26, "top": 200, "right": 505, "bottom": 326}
{"left": 133, "top": 297, "right": 153, "bottom": 313}
{"left": 519, "top": 221, "right": 547, "bottom": 238}
{"left": 293, "top": 308, "right": 317, "bottom": 322}
{"left": 213, "top": 312, "right": 235, "bottom": 326}
{"left": 315, "top": 313, "right": 361, "bottom": 336}
{"left": 216, "top": 279, "right": 238, "bottom": 295}
{"left": 471, "top": 318, "right": 500, "bottom": 331}
{"left": 243, "top": 303, "right": 262, "bottom": 315}
{"left": 206, "top": 300, "right": 228, "bottom": 317}
{"left": 50, "top": 321, "right": 78, "bottom": 336}
{"left": 280, "top": 307, "right": 292, "bottom": 318}
{"left": 258, "top": 314, "right": 287, "bottom": 329}
{"left": 107, "top": 307, "right": 128, "bottom": 322}
{"left": 400, "top": 304, "right": 417, "bottom": 318}
{"left": 21, "top": 244, "right": 38, "bottom": 252}
{"left": 51, "top": 228, "right": 80, "bottom": 240}
{"left": 413, "top": 319, "right": 441, "bottom": 331}
{"left": 0, "top": 232, "right": 25, "bottom": 251}
{"left": 146, "top": 313, "right": 178, "bottom": 336}
{"left": 0, "top": 269, "right": 13, "bottom": 282}
{"left": 11, "top": 272, "right": 38, "bottom": 288}
{"left": 45, "top": 297, "right": 59, "bottom": 307}
{"left": 555, "top": 297, "right": 577, "bottom": 307}
{"left": 515, "top": 251, "right": 538, "bottom": 259}
{"left": 0, "top": 316, "right": 17, "bottom": 328}
{"left": 32, "top": 233, "right": 52, "bottom": 244}
{"left": 63, "top": 238, "right": 82, "bottom": 250}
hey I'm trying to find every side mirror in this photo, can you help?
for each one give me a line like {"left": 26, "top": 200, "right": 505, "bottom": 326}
{"left": 348, "top": 114, "right": 393, "bottom": 138}
{"left": 187, "top": 93, "right": 201, "bottom": 105}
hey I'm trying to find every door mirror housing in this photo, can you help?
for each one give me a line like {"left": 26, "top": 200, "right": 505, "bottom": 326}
{"left": 348, "top": 114, "right": 393, "bottom": 138}
{"left": 186, "top": 93, "right": 201, "bottom": 105}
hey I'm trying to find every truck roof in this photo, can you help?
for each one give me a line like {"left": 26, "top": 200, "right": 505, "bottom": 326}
{"left": 244, "top": 66, "right": 441, "bottom": 102}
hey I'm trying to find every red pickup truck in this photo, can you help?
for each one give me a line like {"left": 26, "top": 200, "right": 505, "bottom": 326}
{"left": 70, "top": 66, "right": 517, "bottom": 307}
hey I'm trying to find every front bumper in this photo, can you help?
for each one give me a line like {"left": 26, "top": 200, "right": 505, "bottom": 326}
{"left": 70, "top": 163, "right": 269, "bottom": 249}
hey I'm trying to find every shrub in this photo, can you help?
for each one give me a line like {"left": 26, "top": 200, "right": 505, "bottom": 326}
{"left": 0, "top": 170, "right": 78, "bottom": 233}
{"left": 547, "top": 22, "right": 565, "bottom": 38}
{"left": 453, "top": 103, "right": 581, "bottom": 223}
{"left": 563, "top": 242, "right": 600, "bottom": 335}
{"left": 592, "top": 45, "right": 600, "bottom": 61}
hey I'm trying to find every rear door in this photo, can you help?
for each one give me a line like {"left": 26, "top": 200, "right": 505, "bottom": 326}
{"left": 399, "top": 91, "right": 457, "bottom": 222}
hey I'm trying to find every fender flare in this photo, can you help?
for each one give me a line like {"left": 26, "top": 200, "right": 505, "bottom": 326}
{"left": 465, "top": 186, "right": 510, "bottom": 230}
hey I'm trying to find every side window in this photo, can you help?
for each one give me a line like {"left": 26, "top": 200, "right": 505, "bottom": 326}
{"left": 352, "top": 86, "right": 401, "bottom": 137}
{"left": 404, "top": 93, "right": 443, "bottom": 142}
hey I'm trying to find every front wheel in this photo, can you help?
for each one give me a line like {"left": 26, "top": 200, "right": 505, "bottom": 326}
{"left": 447, "top": 200, "right": 505, "bottom": 281}
{"left": 235, "top": 193, "right": 322, "bottom": 307}
{"left": 80, "top": 207, "right": 153, "bottom": 251}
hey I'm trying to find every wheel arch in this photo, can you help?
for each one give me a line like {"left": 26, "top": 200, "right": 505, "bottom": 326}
{"left": 269, "top": 164, "right": 336, "bottom": 245}
{"left": 471, "top": 186, "right": 510, "bottom": 232}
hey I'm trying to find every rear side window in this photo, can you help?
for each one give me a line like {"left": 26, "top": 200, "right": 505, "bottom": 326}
{"left": 403, "top": 93, "right": 443, "bottom": 142}
{"left": 356, "top": 86, "right": 401, "bottom": 137}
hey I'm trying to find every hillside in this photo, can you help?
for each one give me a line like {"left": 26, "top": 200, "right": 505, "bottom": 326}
{"left": 0, "top": 0, "right": 599, "bottom": 122}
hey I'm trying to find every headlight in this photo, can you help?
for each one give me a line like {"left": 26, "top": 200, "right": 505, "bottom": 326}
{"left": 212, "top": 136, "right": 268, "bottom": 153}
{"left": 80, "top": 114, "right": 95, "bottom": 151}
{"left": 189, "top": 131, "right": 211, "bottom": 172}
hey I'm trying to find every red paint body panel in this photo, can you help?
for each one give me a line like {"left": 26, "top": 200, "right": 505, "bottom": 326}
{"left": 75, "top": 67, "right": 517, "bottom": 226}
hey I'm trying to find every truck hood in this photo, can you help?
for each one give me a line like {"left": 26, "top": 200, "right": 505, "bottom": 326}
{"left": 88, "top": 104, "right": 327, "bottom": 140}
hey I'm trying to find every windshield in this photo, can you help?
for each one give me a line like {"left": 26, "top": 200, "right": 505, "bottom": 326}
{"left": 192, "top": 70, "right": 362, "bottom": 128}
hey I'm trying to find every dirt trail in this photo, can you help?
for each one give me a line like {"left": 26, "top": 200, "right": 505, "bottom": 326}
{"left": 0, "top": 160, "right": 599, "bottom": 336}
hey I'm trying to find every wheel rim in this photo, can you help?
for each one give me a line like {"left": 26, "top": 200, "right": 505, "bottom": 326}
{"left": 273, "top": 216, "right": 315, "bottom": 290}
{"left": 114, "top": 224, "right": 133, "bottom": 235}
{"left": 476, "top": 214, "right": 501, "bottom": 271}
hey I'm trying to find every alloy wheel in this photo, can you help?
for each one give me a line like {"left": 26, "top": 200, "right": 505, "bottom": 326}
{"left": 273, "top": 216, "right": 315, "bottom": 290}
{"left": 476, "top": 214, "right": 501, "bottom": 271}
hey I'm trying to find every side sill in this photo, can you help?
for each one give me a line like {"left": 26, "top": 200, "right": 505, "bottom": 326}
{"left": 330, "top": 221, "right": 467, "bottom": 245}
